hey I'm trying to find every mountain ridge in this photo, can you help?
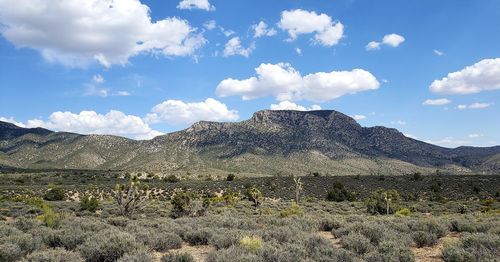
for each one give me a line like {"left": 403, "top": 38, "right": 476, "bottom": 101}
{"left": 1, "top": 110, "right": 499, "bottom": 175}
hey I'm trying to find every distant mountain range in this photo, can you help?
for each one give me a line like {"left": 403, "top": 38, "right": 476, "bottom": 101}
{"left": 1, "top": 110, "right": 499, "bottom": 175}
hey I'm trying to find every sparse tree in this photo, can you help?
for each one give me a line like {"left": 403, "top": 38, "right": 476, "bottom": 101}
{"left": 246, "top": 186, "right": 263, "bottom": 209}
{"left": 113, "top": 175, "right": 149, "bottom": 216}
{"left": 293, "top": 175, "right": 304, "bottom": 205}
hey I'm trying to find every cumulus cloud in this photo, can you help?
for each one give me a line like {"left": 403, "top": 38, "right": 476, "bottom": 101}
{"left": 278, "top": 9, "right": 344, "bottom": 46}
{"left": 270, "top": 101, "right": 321, "bottom": 111}
{"left": 203, "top": 20, "right": 217, "bottom": 30}
{"left": 457, "top": 102, "right": 493, "bottom": 110}
{"left": 177, "top": 0, "right": 215, "bottom": 11}
{"left": 93, "top": 74, "right": 104, "bottom": 84}
{"left": 145, "top": 98, "right": 239, "bottom": 125}
{"left": 422, "top": 98, "right": 451, "bottom": 106}
{"left": 429, "top": 58, "right": 500, "bottom": 94}
{"left": 295, "top": 48, "right": 302, "bottom": 55}
{"left": 366, "top": 33, "right": 405, "bottom": 51}
{"left": 223, "top": 37, "right": 255, "bottom": 57}
{"left": 0, "top": 117, "right": 26, "bottom": 127}
{"left": 352, "top": 115, "right": 366, "bottom": 121}
{"left": 216, "top": 63, "right": 379, "bottom": 102}
{"left": 10, "top": 110, "right": 163, "bottom": 140}
{"left": 0, "top": 0, "right": 206, "bottom": 67}
{"left": 252, "top": 21, "right": 277, "bottom": 38}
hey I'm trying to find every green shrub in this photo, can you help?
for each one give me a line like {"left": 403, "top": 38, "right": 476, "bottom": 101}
{"left": 279, "top": 203, "right": 303, "bottom": 217}
{"left": 245, "top": 186, "right": 263, "bottom": 209}
{"left": 37, "top": 205, "right": 65, "bottom": 228}
{"left": 342, "top": 232, "right": 372, "bottom": 255}
{"left": 413, "top": 231, "right": 438, "bottom": 247}
{"left": 0, "top": 243, "right": 23, "bottom": 262}
{"left": 365, "top": 189, "right": 401, "bottom": 215}
{"left": 43, "top": 185, "right": 65, "bottom": 201}
{"left": 184, "top": 229, "right": 212, "bottom": 245}
{"left": 78, "top": 228, "right": 142, "bottom": 262}
{"left": 396, "top": 208, "right": 412, "bottom": 217}
{"left": 161, "top": 253, "right": 194, "bottom": 262}
{"left": 226, "top": 174, "right": 235, "bottom": 181}
{"left": 22, "top": 248, "right": 84, "bottom": 262}
{"left": 326, "top": 182, "right": 355, "bottom": 202}
{"left": 442, "top": 243, "right": 474, "bottom": 262}
{"left": 80, "top": 195, "right": 99, "bottom": 212}
{"left": 171, "top": 190, "right": 206, "bottom": 218}
{"left": 239, "top": 235, "right": 262, "bottom": 252}
{"left": 165, "top": 175, "right": 180, "bottom": 183}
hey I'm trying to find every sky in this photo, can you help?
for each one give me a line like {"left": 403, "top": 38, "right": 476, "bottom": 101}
{"left": 0, "top": 0, "right": 499, "bottom": 146}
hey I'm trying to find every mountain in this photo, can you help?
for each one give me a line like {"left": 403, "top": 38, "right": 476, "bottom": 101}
{"left": 1, "top": 110, "right": 499, "bottom": 175}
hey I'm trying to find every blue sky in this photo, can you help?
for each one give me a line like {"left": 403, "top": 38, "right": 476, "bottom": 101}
{"left": 0, "top": 0, "right": 499, "bottom": 146}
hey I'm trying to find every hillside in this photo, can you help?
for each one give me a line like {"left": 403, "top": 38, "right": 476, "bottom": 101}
{"left": 0, "top": 110, "right": 499, "bottom": 175}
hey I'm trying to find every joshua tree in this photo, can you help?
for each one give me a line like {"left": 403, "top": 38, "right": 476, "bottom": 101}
{"left": 246, "top": 186, "right": 263, "bottom": 209}
{"left": 113, "top": 175, "right": 149, "bottom": 216}
{"left": 293, "top": 175, "right": 304, "bottom": 205}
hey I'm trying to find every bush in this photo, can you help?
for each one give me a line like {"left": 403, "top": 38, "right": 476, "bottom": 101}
{"left": 396, "top": 208, "right": 412, "bottom": 217}
{"left": 226, "top": 174, "right": 235, "bottom": 181}
{"left": 165, "top": 175, "right": 180, "bottom": 183}
{"left": 413, "top": 231, "right": 438, "bottom": 247}
{"left": 78, "top": 228, "right": 142, "bottom": 262}
{"left": 409, "top": 219, "right": 449, "bottom": 238}
{"left": 184, "top": 229, "right": 212, "bottom": 245}
{"left": 442, "top": 243, "right": 474, "bottom": 262}
{"left": 0, "top": 243, "right": 23, "bottom": 262}
{"left": 326, "top": 182, "right": 355, "bottom": 202}
{"left": 80, "top": 195, "right": 99, "bottom": 212}
{"left": 279, "top": 203, "right": 303, "bottom": 217}
{"left": 37, "top": 204, "right": 65, "bottom": 228}
{"left": 342, "top": 232, "right": 372, "bottom": 255}
{"left": 43, "top": 185, "right": 65, "bottom": 201}
{"left": 117, "top": 249, "right": 153, "bottom": 262}
{"left": 171, "top": 190, "right": 206, "bottom": 218}
{"left": 365, "top": 189, "right": 401, "bottom": 215}
{"left": 239, "top": 236, "right": 262, "bottom": 252}
{"left": 22, "top": 248, "right": 84, "bottom": 262}
{"left": 161, "top": 253, "right": 194, "bottom": 262}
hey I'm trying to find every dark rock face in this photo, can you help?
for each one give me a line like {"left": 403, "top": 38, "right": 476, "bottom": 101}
{"left": 0, "top": 110, "right": 499, "bottom": 173}
{"left": 0, "top": 121, "right": 52, "bottom": 140}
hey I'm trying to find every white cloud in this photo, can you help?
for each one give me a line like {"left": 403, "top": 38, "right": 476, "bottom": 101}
{"left": 468, "top": 133, "right": 483, "bottom": 138}
{"left": 177, "top": 0, "right": 215, "bottom": 11}
{"left": 365, "top": 41, "right": 381, "bottom": 51}
{"left": 270, "top": 101, "right": 321, "bottom": 111}
{"left": 93, "top": 74, "right": 104, "bottom": 84}
{"left": 223, "top": 37, "right": 255, "bottom": 57}
{"left": 17, "top": 110, "right": 163, "bottom": 140}
{"left": 0, "top": 117, "right": 26, "bottom": 128}
{"left": 203, "top": 20, "right": 217, "bottom": 30}
{"left": 295, "top": 48, "right": 302, "bottom": 55}
{"left": 422, "top": 98, "right": 451, "bottom": 106}
{"left": 114, "top": 91, "right": 131, "bottom": 97}
{"left": 433, "top": 49, "right": 444, "bottom": 56}
{"left": 219, "top": 27, "right": 235, "bottom": 37}
{"left": 352, "top": 115, "right": 366, "bottom": 121}
{"left": 145, "top": 98, "right": 239, "bottom": 125}
{"left": 425, "top": 137, "right": 471, "bottom": 148}
{"left": 382, "top": 34, "right": 405, "bottom": 47}
{"left": 278, "top": 9, "right": 344, "bottom": 46}
{"left": 216, "top": 63, "right": 379, "bottom": 102}
{"left": 0, "top": 0, "right": 206, "bottom": 67}
{"left": 403, "top": 133, "right": 418, "bottom": 139}
{"left": 430, "top": 58, "right": 500, "bottom": 94}
{"left": 252, "top": 21, "right": 277, "bottom": 38}
{"left": 457, "top": 102, "right": 493, "bottom": 110}
{"left": 366, "top": 33, "right": 405, "bottom": 51}
{"left": 391, "top": 120, "right": 406, "bottom": 125}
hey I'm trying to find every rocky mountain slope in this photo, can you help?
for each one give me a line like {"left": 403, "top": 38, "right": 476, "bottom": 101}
{"left": 1, "top": 110, "right": 499, "bottom": 175}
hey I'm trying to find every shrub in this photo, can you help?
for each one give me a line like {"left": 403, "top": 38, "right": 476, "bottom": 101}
{"left": 43, "top": 185, "right": 65, "bottom": 201}
{"left": 209, "top": 231, "right": 241, "bottom": 250}
{"left": 412, "top": 172, "right": 423, "bottom": 181}
{"left": 342, "top": 232, "right": 372, "bottom": 255}
{"left": 78, "top": 228, "right": 142, "bottom": 262}
{"left": 80, "top": 195, "right": 99, "bottom": 212}
{"left": 171, "top": 190, "right": 206, "bottom": 218}
{"left": 226, "top": 174, "right": 235, "bottom": 181}
{"left": 409, "top": 219, "right": 448, "bottom": 238}
{"left": 326, "top": 182, "right": 355, "bottom": 202}
{"left": 161, "top": 253, "right": 194, "bottom": 262}
{"left": 0, "top": 243, "right": 23, "bottom": 262}
{"left": 413, "top": 231, "right": 438, "bottom": 247}
{"left": 13, "top": 216, "right": 40, "bottom": 232}
{"left": 365, "top": 189, "right": 401, "bottom": 215}
{"left": 396, "top": 208, "right": 412, "bottom": 217}
{"left": 117, "top": 249, "right": 153, "bottom": 262}
{"left": 133, "top": 229, "right": 182, "bottom": 251}
{"left": 279, "top": 203, "right": 303, "bottom": 217}
{"left": 22, "top": 248, "right": 84, "bottom": 262}
{"left": 165, "top": 175, "right": 180, "bottom": 183}
{"left": 184, "top": 229, "right": 212, "bottom": 245}
{"left": 37, "top": 205, "right": 65, "bottom": 228}
{"left": 442, "top": 243, "right": 474, "bottom": 262}
{"left": 239, "top": 236, "right": 262, "bottom": 252}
